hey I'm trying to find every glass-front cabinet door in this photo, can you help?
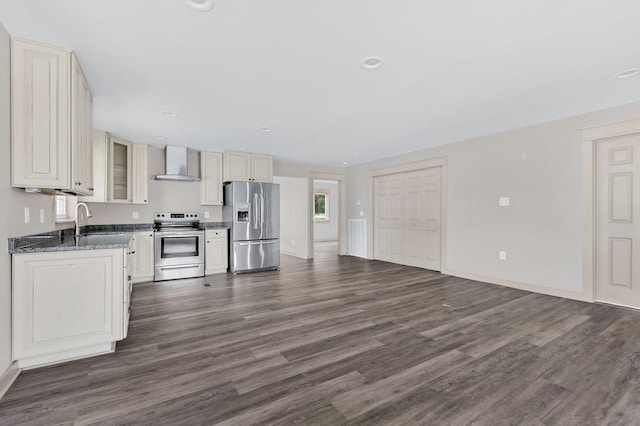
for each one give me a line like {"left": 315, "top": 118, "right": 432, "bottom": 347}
{"left": 109, "top": 137, "right": 131, "bottom": 202}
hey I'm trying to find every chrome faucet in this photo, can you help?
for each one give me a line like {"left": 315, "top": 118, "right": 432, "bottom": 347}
{"left": 74, "top": 202, "right": 93, "bottom": 236}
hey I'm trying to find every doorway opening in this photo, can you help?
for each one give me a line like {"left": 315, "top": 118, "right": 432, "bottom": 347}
{"left": 312, "top": 179, "right": 340, "bottom": 259}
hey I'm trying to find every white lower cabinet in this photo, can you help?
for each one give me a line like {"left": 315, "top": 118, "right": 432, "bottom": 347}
{"left": 12, "top": 248, "right": 129, "bottom": 369}
{"left": 205, "top": 229, "right": 228, "bottom": 275}
{"left": 131, "top": 232, "right": 154, "bottom": 283}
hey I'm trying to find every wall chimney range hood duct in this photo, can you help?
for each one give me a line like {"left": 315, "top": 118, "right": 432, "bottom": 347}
{"left": 154, "top": 145, "right": 200, "bottom": 182}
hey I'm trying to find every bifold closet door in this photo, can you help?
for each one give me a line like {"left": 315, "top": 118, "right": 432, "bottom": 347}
{"left": 404, "top": 168, "right": 441, "bottom": 270}
{"left": 373, "top": 167, "right": 442, "bottom": 271}
{"left": 374, "top": 174, "right": 404, "bottom": 264}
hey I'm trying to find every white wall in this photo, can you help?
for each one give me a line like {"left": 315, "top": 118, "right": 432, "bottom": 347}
{"left": 313, "top": 180, "right": 338, "bottom": 241}
{"left": 87, "top": 146, "right": 223, "bottom": 224}
{"left": 0, "top": 22, "right": 61, "bottom": 376}
{"left": 347, "top": 101, "right": 640, "bottom": 297}
{"left": 274, "top": 176, "right": 309, "bottom": 259}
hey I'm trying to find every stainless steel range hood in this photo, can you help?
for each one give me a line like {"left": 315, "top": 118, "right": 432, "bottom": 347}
{"left": 153, "top": 145, "right": 200, "bottom": 182}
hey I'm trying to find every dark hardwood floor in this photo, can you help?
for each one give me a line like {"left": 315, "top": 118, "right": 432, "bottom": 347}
{"left": 1, "top": 253, "right": 640, "bottom": 425}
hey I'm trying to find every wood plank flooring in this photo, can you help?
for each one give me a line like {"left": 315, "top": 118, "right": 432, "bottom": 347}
{"left": 1, "top": 254, "right": 640, "bottom": 425}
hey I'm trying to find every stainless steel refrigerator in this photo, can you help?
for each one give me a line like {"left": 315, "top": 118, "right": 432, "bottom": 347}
{"left": 223, "top": 182, "right": 280, "bottom": 273}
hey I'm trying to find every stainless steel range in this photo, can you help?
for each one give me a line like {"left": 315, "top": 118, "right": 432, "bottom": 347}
{"left": 153, "top": 212, "right": 205, "bottom": 281}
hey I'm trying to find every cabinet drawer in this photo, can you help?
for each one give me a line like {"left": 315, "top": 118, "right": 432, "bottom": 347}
{"left": 206, "top": 230, "right": 227, "bottom": 238}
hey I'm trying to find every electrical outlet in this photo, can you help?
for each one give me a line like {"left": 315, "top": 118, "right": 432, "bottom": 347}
{"left": 132, "top": 211, "right": 139, "bottom": 219}
{"left": 204, "top": 211, "right": 210, "bottom": 219}
{"left": 292, "top": 240, "right": 295, "bottom": 246}
{"left": 24, "top": 207, "right": 30, "bottom": 224}
{"left": 499, "top": 197, "right": 510, "bottom": 207}
{"left": 499, "top": 250, "right": 507, "bottom": 260}
{"left": 40, "top": 209, "right": 45, "bottom": 223}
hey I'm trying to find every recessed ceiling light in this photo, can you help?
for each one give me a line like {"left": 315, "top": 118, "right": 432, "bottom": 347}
{"left": 342, "top": 161, "right": 350, "bottom": 166}
{"left": 154, "top": 135, "right": 166, "bottom": 140}
{"left": 161, "top": 111, "right": 178, "bottom": 117}
{"left": 616, "top": 68, "right": 640, "bottom": 79}
{"left": 183, "top": 0, "right": 215, "bottom": 12}
{"left": 259, "top": 127, "right": 272, "bottom": 132}
{"left": 361, "top": 56, "right": 384, "bottom": 70}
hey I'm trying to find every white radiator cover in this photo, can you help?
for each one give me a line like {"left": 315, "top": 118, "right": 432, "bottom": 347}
{"left": 348, "top": 219, "right": 367, "bottom": 258}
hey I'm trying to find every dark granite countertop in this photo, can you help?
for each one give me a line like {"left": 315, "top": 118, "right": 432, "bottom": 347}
{"left": 82, "top": 223, "right": 154, "bottom": 233}
{"left": 9, "top": 222, "right": 230, "bottom": 254}
{"left": 9, "top": 228, "right": 133, "bottom": 254}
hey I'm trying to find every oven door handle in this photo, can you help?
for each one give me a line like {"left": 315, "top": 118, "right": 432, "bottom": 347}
{"left": 159, "top": 265, "right": 202, "bottom": 270}
{"left": 155, "top": 232, "right": 203, "bottom": 238}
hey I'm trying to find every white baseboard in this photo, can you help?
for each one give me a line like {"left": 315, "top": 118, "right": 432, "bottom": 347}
{"left": 442, "top": 268, "right": 584, "bottom": 302}
{"left": 0, "top": 361, "right": 21, "bottom": 400}
{"left": 280, "top": 250, "right": 311, "bottom": 260}
{"left": 18, "top": 342, "right": 115, "bottom": 370}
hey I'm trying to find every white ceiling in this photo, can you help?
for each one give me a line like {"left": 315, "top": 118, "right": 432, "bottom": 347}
{"left": 2, "top": 0, "right": 640, "bottom": 167}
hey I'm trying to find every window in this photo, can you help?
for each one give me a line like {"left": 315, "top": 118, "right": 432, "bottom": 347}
{"left": 54, "top": 195, "right": 77, "bottom": 223}
{"left": 314, "top": 192, "right": 328, "bottom": 221}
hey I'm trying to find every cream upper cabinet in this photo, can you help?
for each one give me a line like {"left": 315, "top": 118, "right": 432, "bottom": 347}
{"left": 130, "top": 232, "right": 154, "bottom": 283}
{"left": 12, "top": 248, "right": 128, "bottom": 369}
{"left": 200, "top": 151, "right": 223, "bottom": 205}
{"left": 109, "top": 137, "right": 148, "bottom": 204}
{"left": 11, "top": 38, "right": 93, "bottom": 195}
{"left": 205, "top": 229, "right": 228, "bottom": 275}
{"left": 79, "top": 130, "right": 108, "bottom": 203}
{"left": 82, "top": 132, "right": 148, "bottom": 204}
{"left": 223, "top": 151, "right": 273, "bottom": 183}
{"left": 109, "top": 137, "right": 132, "bottom": 203}
{"left": 223, "top": 151, "right": 252, "bottom": 182}
{"left": 131, "top": 143, "right": 149, "bottom": 204}
{"left": 71, "top": 53, "right": 94, "bottom": 195}
{"left": 251, "top": 153, "right": 273, "bottom": 183}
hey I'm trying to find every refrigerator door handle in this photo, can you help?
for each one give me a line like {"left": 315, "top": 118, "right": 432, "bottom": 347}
{"left": 260, "top": 193, "right": 265, "bottom": 229}
{"left": 253, "top": 193, "right": 259, "bottom": 230}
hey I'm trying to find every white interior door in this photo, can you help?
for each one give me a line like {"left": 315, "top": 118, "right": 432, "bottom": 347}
{"left": 374, "top": 167, "right": 442, "bottom": 271}
{"left": 596, "top": 134, "right": 640, "bottom": 308}
{"left": 373, "top": 174, "right": 403, "bottom": 264}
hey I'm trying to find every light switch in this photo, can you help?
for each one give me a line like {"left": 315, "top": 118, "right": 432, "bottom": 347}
{"left": 132, "top": 211, "right": 139, "bottom": 219}
{"left": 499, "top": 250, "right": 507, "bottom": 260}
{"left": 24, "top": 207, "right": 30, "bottom": 224}
{"left": 204, "top": 211, "right": 210, "bottom": 218}
{"left": 40, "top": 209, "right": 45, "bottom": 223}
{"left": 499, "top": 197, "right": 510, "bottom": 207}
{"left": 360, "top": 210, "right": 364, "bottom": 217}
